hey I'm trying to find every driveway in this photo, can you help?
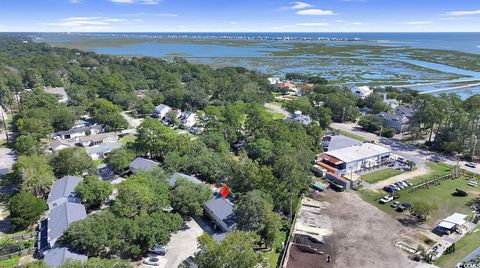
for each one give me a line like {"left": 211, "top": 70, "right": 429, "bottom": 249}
{"left": 140, "top": 218, "right": 204, "bottom": 268}
{"left": 0, "top": 148, "right": 16, "bottom": 175}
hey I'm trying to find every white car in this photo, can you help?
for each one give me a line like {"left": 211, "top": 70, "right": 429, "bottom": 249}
{"left": 465, "top": 162, "right": 476, "bottom": 168}
{"left": 143, "top": 257, "right": 161, "bottom": 266}
{"left": 380, "top": 195, "right": 394, "bottom": 203}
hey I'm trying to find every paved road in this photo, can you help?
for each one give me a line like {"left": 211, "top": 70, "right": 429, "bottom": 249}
{"left": 140, "top": 218, "right": 204, "bottom": 268}
{"left": 0, "top": 148, "right": 16, "bottom": 175}
{"left": 331, "top": 122, "right": 480, "bottom": 176}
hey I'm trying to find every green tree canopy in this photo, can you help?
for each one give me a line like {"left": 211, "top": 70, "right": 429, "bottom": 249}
{"left": 105, "top": 148, "right": 136, "bottom": 174}
{"left": 51, "top": 147, "right": 95, "bottom": 177}
{"left": 170, "top": 178, "right": 212, "bottom": 217}
{"left": 14, "top": 154, "right": 55, "bottom": 196}
{"left": 8, "top": 192, "right": 47, "bottom": 230}
{"left": 75, "top": 176, "right": 112, "bottom": 210}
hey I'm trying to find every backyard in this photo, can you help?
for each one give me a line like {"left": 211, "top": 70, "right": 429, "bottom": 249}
{"left": 362, "top": 168, "right": 404, "bottom": 184}
{"left": 263, "top": 228, "right": 288, "bottom": 268}
{"left": 435, "top": 228, "right": 480, "bottom": 268}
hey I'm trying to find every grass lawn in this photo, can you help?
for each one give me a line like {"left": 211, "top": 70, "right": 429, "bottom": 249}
{"left": 362, "top": 168, "right": 404, "bottom": 183}
{"left": 361, "top": 177, "right": 480, "bottom": 224}
{"left": 409, "top": 162, "right": 453, "bottom": 185}
{"left": 266, "top": 110, "right": 286, "bottom": 120}
{"left": 332, "top": 128, "right": 367, "bottom": 142}
{"left": 0, "top": 255, "right": 20, "bottom": 268}
{"left": 435, "top": 228, "right": 480, "bottom": 268}
{"left": 263, "top": 229, "right": 288, "bottom": 268}
{"left": 120, "top": 135, "right": 136, "bottom": 144}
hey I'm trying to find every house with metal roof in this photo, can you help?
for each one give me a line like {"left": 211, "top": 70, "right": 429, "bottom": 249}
{"left": 179, "top": 111, "right": 198, "bottom": 128}
{"left": 47, "top": 202, "right": 87, "bottom": 248}
{"left": 437, "top": 213, "right": 468, "bottom": 232}
{"left": 204, "top": 197, "right": 236, "bottom": 232}
{"left": 44, "top": 87, "right": 69, "bottom": 103}
{"left": 47, "top": 176, "right": 83, "bottom": 209}
{"left": 129, "top": 157, "right": 160, "bottom": 173}
{"left": 351, "top": 86, "right": 373, "bottom": 99}
{"left": 43, "top": 247, "right": 87, "bottom": 268}
{"left": 168, "top": 172, "right": 203, "bottom": 187}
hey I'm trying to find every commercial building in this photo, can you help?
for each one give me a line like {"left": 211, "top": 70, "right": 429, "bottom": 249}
{"left": 351, "top": 86, "right": 373, "bottom": 99}
{"left": 317, "top": 143, "right": 391, "bottom": 174}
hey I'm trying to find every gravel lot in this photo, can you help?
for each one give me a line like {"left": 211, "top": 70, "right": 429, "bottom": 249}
{"left": 314, "top": 190, "right": 435, "bottom": 268}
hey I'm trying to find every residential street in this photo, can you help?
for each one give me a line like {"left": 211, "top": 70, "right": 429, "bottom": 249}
{"left": 0, "top": 148, "right": 15, "bottom": 175}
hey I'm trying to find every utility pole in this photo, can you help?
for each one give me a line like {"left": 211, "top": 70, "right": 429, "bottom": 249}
{"left": 341, "top": 107, "right": 346, "bottom": 123}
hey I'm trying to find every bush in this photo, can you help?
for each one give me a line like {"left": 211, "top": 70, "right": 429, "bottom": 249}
{"left": 381, "top": 128, "right": 396, "bottom": 138}
{"left": 358, "top": 114, "right": 383, "bottom": 132}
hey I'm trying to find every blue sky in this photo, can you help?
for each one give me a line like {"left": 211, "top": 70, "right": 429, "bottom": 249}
{"left": 0, "top": 0, "right": 479, "bottom": 32}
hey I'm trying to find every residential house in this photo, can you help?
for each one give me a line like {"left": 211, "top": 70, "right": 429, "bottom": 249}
{"left": 129, "top": 157, "right": 160, "bottom": 173}
{"left": 288, "top": 111, "right": 311, "bottom": 125}
{"left": 54, "top": 125, "right": 103, "bottom": 140}
{"left": 168, "top": 172, "right": 203, "bottom": 187}
{"left": 47, "top": 176, "right": 83, "bottom": 209}
{"left": 351, "top": 86, "right": 373, "bottom": 99}
{"left": 38, "top": 202, "right": 87, "bottom": 251}
{"left": 136, "top": 89, "right": 149, "bottom": 98}
{"left": 179, "top": 111, "right": 198, "bottom": 128}
{"left": 267, "top": 77, "right": 281, "bottom": 85}
{"left": 277, "top": 81, "right": 297, "bottom": 93}
{"left": 43, "top": 247, "right": 87, "bottom": 268}
{"left": 153, "top": 104, "right": 172, "bottom": 119}
{"left": 378, "top": 106, "right": 415, "bottom": 134}
{"left": 204, "top": 197, "right": 236, "bottom": 232}
{"left": 44, "top": 87, "right": 69, "bottom": 103}
{"left": 49, "top": 139, "right": 74, "bottom": 152}
{"left": 86, "top": 142, "right": 122, "bottom": 160}
{"left": 76, "top": 132, "right": 119, "bottom": 147}
{"left": 383, "top": 98, "right": 399, "bottom": 109}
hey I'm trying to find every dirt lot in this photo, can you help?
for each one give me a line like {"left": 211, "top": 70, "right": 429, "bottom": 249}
{"left": 314, "top": 190, "right": 435, "bottom": 268}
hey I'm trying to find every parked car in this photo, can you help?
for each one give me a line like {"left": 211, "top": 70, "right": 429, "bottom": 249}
{"left": 391, "top": 201, "right": 401, "bottom": 208}
{"left": 149, "top": 244, "right": 168, "bottom": 255}
{"left": 380, "top": 195, "right": 394, "bottom": 204}
{"left": 400, "top": 181, "right": 409, "bottom": 188}
{"left": 383, "top": 185, "right": 395, "bottom": 193}
{"left": 394, "top": 182, "right": 405, "bottom": 190}
{"left": 387, "top": 163, "right": 395, "bottom": 167}
{"left": 397, "top": 203, "right": 411, "bottom": 212}
{"left": 465, "top": 162, "right": 476, "bottom": 168}
{"left": 181, "top": 256, "right": 198, "bottom": 268}
{"left": 144, "top": 257, "right": 161, "bottom": 266}
{"left": 405, "top": 181, "right": 413, "bottom": 187}
{"left": 391, "top": 184, "right": 400, "bottom": 191}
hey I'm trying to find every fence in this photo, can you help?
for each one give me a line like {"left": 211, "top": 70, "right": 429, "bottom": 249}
{"left": 408, "top": 172, "right": 456, "bottom": 193}
{"left": 278, "top": 195, "right": 303, "bottom": 268}
{"left": 0, "top": 248, "right": 34, "bottom": 261}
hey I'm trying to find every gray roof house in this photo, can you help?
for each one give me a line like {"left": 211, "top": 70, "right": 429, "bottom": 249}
{"left": 153, "top": 104, "right": 172, "bottom": 119}
{"left": 168, "top": 172, "right": 203, "bottom": 187}
{"left": 47, "top": 202, "right": 87, "bottom": 248}
{"left": 378, "top": 106, "right": 414, "bottom": 134}
{"left": 43, "top": 247, "right": 87, "bottom": 268}
{"left": 44, "top": 87, "right": 69, "bottom": 103}
{"left": 129, "top": 157, "right": 160, "bottom": 173}
{"left": 47, "top": 176, "right": 83, "bottom": 209}
{"left": 204, "top": 197, "right": 236, "bottom": 232}
{"left": 86, "top": 142, "right": 122, "bottom": 160}
{"left": 76, "top": 132, "right": 119, "bottom": 147}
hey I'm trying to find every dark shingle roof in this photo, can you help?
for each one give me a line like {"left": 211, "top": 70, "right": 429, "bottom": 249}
{"left": 205, "top": 197, "right": 236, "bottom": 229}
{"left": 168, "top": 172, "right": 203, "bottom": 187}
{"left": 129, "top": 157, "right": 160, "bottom": 172}
{"left": 47, "top": 202, "right": 86, "bottom": 246}
{"left": 43, "top": 247, "right": 87, "bottom": 268}
{"left": 47, "top": 176, "right": 83, "bottom": 204}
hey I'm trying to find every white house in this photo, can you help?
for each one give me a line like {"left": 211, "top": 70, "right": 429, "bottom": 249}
{"left": 153, "top": 104, "right": 172, "bottom": 119}
{"left": 179, "top": 112, "right": 198, "bottom": 128}
{"left": 268, "top": 77, "right": 281, "bottom": 85}
{"left": 351, "top": 86, "right": 373, "bottom": 99}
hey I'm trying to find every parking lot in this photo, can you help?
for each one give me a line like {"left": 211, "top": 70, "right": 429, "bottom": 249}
{"left": 140, "top": 218, "right": 204, "bottom": 268}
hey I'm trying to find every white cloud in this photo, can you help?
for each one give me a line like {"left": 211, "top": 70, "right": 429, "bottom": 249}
{"left": 447, "top": 10, "right": 480, "bottom": 16}
{"left": 110, "top": 0, "right": 161, "bottom": 5}
{"left": 296, "top": 9, "right": 335, "bottom": 16}
{"left": 285, "top": 2, "right": 313, "bottom": 10}
{"left": 296, "top": 22, "right": 329, "bottom": 26}
{"left": 40, "top": 17, "right": 130, "bottom": 31}
{"left": 403, "top": 21, "right": 433, "bottom": 25}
